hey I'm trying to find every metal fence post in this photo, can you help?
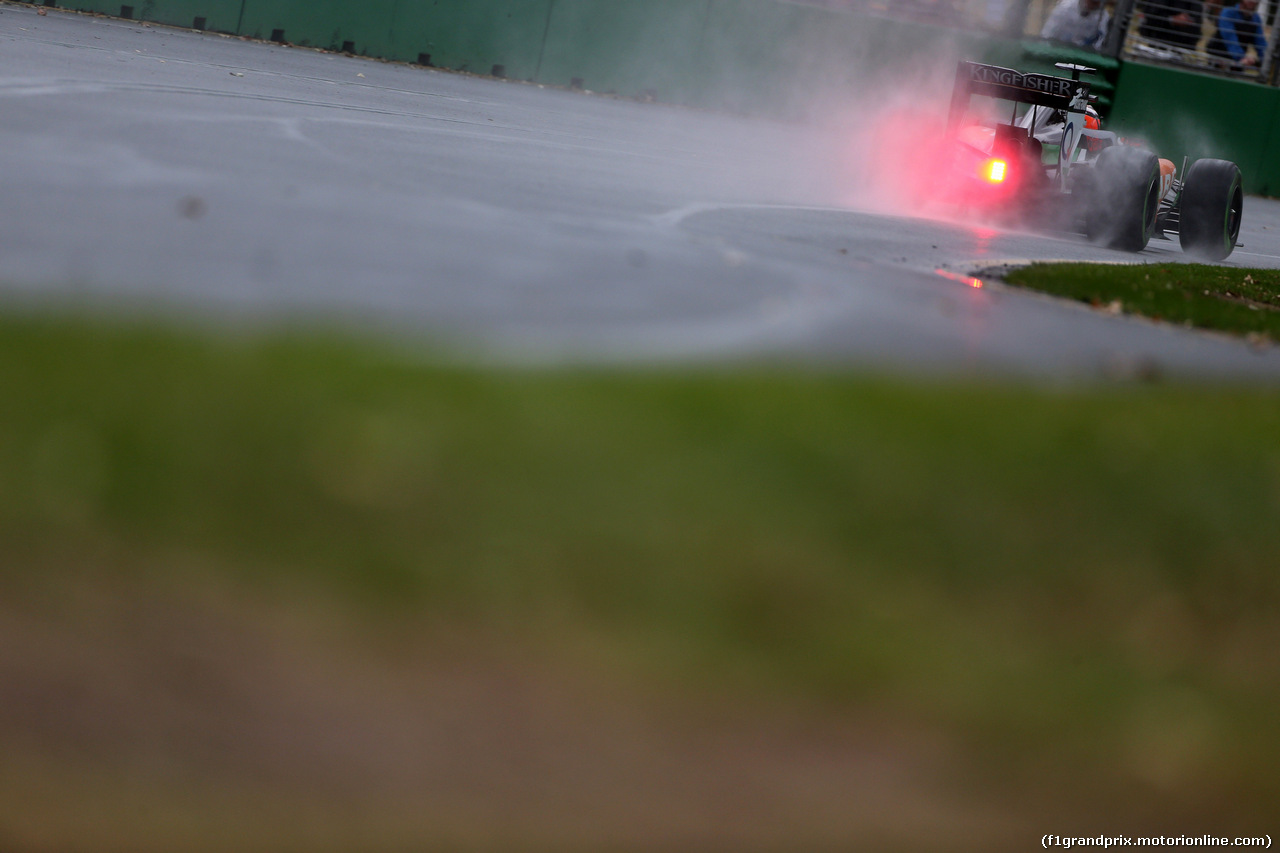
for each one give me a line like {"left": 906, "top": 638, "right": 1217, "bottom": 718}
{"left": 1103, "top": 0, "right": 1139, "bottom": 58}
{"left": 1263, "top": 7, "right": 1280, "bottom": 85}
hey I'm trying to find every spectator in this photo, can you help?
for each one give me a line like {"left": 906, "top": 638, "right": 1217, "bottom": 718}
{"left": 1207, "top": 0, "right": 1267, "bottom": 67}
{"left": 1139, "top": 0, "right": 1205, "bottom": 50}
{"left": 1041, "top": 0, "right": 1111, "bottom": 48}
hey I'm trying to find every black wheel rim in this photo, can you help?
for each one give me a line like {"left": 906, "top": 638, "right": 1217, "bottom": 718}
{"left": 1226, "top": 181, "right": 1243, "bottom": 246}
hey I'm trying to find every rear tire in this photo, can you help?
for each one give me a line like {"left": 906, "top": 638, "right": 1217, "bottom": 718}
{"left": 1178, "top": 158, "right": 1242, "bottom": 262}
{"left": 1085, "top": 146, "right": 1161, "bottom": 252}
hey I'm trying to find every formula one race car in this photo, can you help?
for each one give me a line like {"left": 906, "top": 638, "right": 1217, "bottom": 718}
{"left": 944, "top": 61, "right": 1243, "bottom": 260}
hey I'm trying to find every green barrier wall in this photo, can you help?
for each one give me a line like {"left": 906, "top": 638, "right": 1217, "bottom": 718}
{"left": 1109, "top": 61, "right": 1280, "bottom": 196}
{"left": 42, "top": 0, "right": 1268, "bottom": 193}
{"left": 236, "top": 0, "right": 397, "bottom": 54}
{"left": 694, "top": 0, "right": 851, "bottom": 114}
{"left": 61, "top": 0, "right": 243, "bottom": 32}
{"left": 386, "top": 1, "right": 553, "bottom": 80}
{"left": 30, "top": 0, "right": 1097, "bottom": 109}
{"left": 32, "top": 0, "right": 1118, "bottom": 120}
{"left": 536, "top": 0, "right": 709, "bottom": 98}
{"left": 535, "top": 0, "right": 1026, "bottom": 117}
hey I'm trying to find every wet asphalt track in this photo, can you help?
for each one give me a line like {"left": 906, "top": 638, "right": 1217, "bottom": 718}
{"left": 4, "top": 3, "right": 1280, "bottom": 380}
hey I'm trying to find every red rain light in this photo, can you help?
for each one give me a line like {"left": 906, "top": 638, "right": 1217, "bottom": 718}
{"left": 984, "top": 159, "right": 1008, "bottom": 184}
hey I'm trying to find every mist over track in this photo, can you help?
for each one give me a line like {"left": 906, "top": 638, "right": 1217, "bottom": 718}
{"left": 4, "top": 4, "right": 1280, "bottom": 379}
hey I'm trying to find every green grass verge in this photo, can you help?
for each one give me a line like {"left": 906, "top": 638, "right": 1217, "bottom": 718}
{"left": 3, "top": 313, "right": 1280, "bottom": 818}
{"left": 1004, "top": 262, "right": 1280, "bottom": 340}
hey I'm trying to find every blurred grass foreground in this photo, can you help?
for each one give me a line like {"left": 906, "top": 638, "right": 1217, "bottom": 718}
{"left": 2, "top": 313, "right": 1279, "bottom": 851}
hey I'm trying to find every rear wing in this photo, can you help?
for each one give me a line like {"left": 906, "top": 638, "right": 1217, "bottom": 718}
{"left": 948, "top": 61, "right": 1092, "bottom": 132}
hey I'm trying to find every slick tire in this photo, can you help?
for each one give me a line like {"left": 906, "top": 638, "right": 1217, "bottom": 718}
{"left": 1085, "top": 146, "right": 1161, "bottom": 253}
{"left": 1178, "top": 158, "right": 1242, "bottom": 262}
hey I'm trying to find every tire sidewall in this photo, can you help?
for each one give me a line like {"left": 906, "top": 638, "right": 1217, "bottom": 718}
{"left": 1086, "top": 146, "right": 1161, "bottom": 252}
{"left": 1179, "top": 158, "right": 1242, "bottom": 262}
